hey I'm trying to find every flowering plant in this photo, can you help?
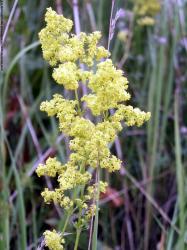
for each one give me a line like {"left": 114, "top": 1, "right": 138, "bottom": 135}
{"left": 134, "top": 0, "right": 161, "bottom": 26}
{"left": 36, "top": 8, "right": 150, "bottom": 250}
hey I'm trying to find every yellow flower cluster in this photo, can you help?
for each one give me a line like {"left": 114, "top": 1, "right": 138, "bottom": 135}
{"left": 52, "top": 62, "right": 79, "bottom": 90}
{"left": 39, "top": 8, "right": 73, "bottom": 66}
{"left": 82, "top": 59, "right": 130, "bottom": 115}
{"left": 36, "top": 157, "right": 91, "bottom": 209}
{"left": 36, "top": 157, "right": 61, "bottom": 177}
{"left": 87, "top": 181, "right": 108, "bottom": 195}
{"left": 36, "top": 8, "right": 151, "bottom": 249}
{"left": 134, "top": 0, "right": 161, "bottom": 26}
{"left": 117, "top": 30, "right": 129, "bottom": 42}
{"left": 137, "top": 16, "right": 155, "bottom": 26}
{"left": 111, "top": 104, "right": 151, "bottom": 127}
{"left": 69, "top": 117, "right": 121, "bottom": 170}
{"left": 44, "top": 230, "right": 65, "bottom": 250}
{"left": 40, "top": 94, "right": 78, "bottom": 134}
{"left": 39, "top": 8, "right": 109, "bottom": 67}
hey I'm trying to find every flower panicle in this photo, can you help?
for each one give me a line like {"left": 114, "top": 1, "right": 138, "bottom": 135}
{"left": 36, "top": 8, "right": 151, "bottom": 250}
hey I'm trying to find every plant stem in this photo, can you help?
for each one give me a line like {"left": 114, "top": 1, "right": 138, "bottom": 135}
{"left": 74, "top": 229, "right": 81, "bottom": 250}
{"left": 62, "top": 211, "right": 71, "bottom": 235}
{"left": 92, "top": 167, "right": 100, "bottom": 250}
{"left": 75, "top": 89, "right": 81, "bottom": 115}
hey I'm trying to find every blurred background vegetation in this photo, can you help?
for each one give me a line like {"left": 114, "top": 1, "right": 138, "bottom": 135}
{"left": 0, "top": 0, "right": 187, "bottom": 249}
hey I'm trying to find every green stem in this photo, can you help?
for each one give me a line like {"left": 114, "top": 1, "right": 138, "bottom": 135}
{"left": 75, "top": 90, "right": 81, "bottom": 115}
{"left": 62, "top": 211, "right": 72, "bottom": 235}
{"left": 74, "top": 229, "right": 81, "bottom": 250}
{"left": 92, "top": 167, "right": 100, "bottom": 250}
